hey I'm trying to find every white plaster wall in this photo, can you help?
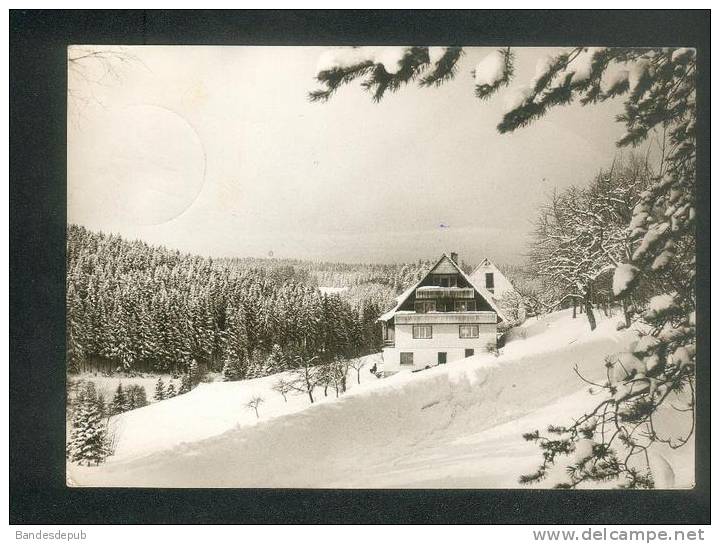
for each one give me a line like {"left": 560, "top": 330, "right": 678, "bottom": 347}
{"left": 382, "top": 322, "right": 496, "bottom": 373}
{"left": 470, "top": 264, "right": 515, "bottom": 299}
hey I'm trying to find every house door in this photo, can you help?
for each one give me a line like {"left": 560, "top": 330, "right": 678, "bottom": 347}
{"left": 438, "top": 352, "right": 447, "bottom": 365}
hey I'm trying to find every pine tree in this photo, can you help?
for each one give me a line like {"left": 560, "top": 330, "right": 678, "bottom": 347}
{"left": 266, "top": 344, "right": 286, "bottom": 374}
{"left": 125, "top": 384, "right": 148, "bottom": 410}
{"left": 110, "top": 383, "right": 127, "bottom": 415}
{"left": 153, "top": 377, "right": 166, "bottom": 401}
{"left": 179, "top": 371, "right": 192, "bottom": 394}
{"left": 165, "top": 381, "right": 177, "bottom": 398}
{"left": 188, "top": 359, "right": 201, "bottom": 387}
{"left": 67, "top": 382, "right": 110, "bottom": 466}
{"left": 222, "top": 356, "right": 240, "bottom": 382}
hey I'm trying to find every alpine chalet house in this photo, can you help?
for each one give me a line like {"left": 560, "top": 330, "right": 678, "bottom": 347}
{"left": 468, "top": 257, "right": 516, "bottom": 300}
{"left": 379, "top": 253, "right": 506, "bottom": 374}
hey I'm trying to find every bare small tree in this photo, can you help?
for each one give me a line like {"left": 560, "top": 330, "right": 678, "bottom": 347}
{"left": 245, "top": 395, "right": 264, "bottom": 419}
{"left": 289, "top": 356, "right": 321, "bottom": 404}
{"left": 271, "top": 378, "right": 292, "bottom": 402}
{"left": 327, "top": 358, "right": 349, "bottom": 398}
{"left": 348, "top": 358, "right": 366, "bottom": 385}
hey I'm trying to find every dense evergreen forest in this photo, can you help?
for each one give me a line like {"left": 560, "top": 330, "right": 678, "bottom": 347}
{"left": 66, "top": 225, "right": 433, "bottom": 377}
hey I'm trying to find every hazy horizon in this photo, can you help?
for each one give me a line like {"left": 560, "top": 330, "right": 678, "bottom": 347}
{"left": 68, "top": 46, "right": 637, "bottom": 265}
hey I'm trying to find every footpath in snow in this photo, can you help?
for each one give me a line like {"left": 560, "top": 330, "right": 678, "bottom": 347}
{"left": 68, "top": 309, "right": 694, "bottom": 488}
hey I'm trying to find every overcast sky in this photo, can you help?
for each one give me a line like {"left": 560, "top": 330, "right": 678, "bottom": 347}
{"left": 68, "top": 46, "right": 629, "bottom": 265}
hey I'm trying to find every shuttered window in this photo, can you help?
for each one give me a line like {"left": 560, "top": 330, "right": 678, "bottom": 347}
{"left": 485, "top": 273, "right": 495, "bottom": 290}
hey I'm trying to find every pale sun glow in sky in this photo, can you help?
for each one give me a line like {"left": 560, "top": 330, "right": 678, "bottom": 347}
{"left": 68, "top": 46, "right": 629, "bottom": 265}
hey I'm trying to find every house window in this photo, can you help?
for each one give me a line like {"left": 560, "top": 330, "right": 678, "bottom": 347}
{"left": 400, "top": 352, "right": 414, "bottom": 365}
{"left": 434, "top": 275, "right": 457, "bottom": 287}
{"left": 413, "top": 325, "right": 433, "bottom": 339}
{"left": 459, "top": 324, "right": 480, "bottom": 338}
{"left": 414, "top": 300, "right": 436, "bottom": 313}
{"left": 485, "top": 273, "right": 495, "bottom": 291}
{"left": 454, "top": 300, "right": 476, "bottom": 312}
{"left": 465, "top": 348, "right": 475, "bottom": 358}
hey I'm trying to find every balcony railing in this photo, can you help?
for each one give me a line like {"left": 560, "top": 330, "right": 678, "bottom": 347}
{"left": 395, "top": 311, "right": 497, "bottom": 325}
{"left": 415, "top": 286, "right": 475, "bottom": 299}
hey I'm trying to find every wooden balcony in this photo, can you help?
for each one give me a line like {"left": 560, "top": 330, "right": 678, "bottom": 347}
{"left": 415, "top": 286, "right": 475, "bottom": 299}
{"left": 395, "top": 311, "right": 497, "bottom": 325}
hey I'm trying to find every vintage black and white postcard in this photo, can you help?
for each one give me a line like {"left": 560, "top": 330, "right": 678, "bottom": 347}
{"left": 63, "top": 41, "right": 700, "bottom": 491}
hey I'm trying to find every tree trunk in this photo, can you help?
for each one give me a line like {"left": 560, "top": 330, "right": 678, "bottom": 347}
{"left": 307, "top": 389, "right": 314, "bottom": 404}
{"left": 622, "top": 298, "right": 631, "bottom": 328}
{"left": 572, "top": 299, "right": 577, "bottom": 319}
{"left": 584, "top": 294, "right": 597, "bottom": 331}
{"left": 357, "top": 370, "right": 361, "bottom": 384}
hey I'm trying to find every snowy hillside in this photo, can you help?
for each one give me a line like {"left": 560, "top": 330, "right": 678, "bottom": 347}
{"left": 96, "top": 355, "right": 382, "bottom": 462}
{"left": 68, "top": 309, "right": 693, "bottom": 489}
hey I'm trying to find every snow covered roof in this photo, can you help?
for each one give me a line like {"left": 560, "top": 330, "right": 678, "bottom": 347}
{"left": 469, "top": 257, "right": 517, "bottom": 295}
{"left": 378, "top": 281, "right": 419, "bottom": 321}
{"left": 378, "top": 254, "right": 508, "bottom": 323}
{"left": 469, "top": 256, "right": 499, "bottom": 276}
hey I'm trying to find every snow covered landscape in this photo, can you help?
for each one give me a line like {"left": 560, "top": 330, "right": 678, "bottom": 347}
{"left": 67, "top": 309, "right": 693, "bottom": 488}
{"left": 64, "top": 44, "right": 697, "bottom": 492}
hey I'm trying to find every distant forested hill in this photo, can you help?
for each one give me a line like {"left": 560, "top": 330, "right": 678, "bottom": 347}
{"left": 66, "top": 225, "right": 431, "bottom": 376}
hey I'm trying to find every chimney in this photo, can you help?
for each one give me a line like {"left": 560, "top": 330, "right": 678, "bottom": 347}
{"left": 450, "top": 251, "right": 458, "bottom": 264}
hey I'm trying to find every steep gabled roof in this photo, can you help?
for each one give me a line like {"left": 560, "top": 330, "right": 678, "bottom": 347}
{"left": 470, "top": 256, "right": 497, "bottom": 277}
{"left": 378, "top": 253, "right": 508, "bottom": 322}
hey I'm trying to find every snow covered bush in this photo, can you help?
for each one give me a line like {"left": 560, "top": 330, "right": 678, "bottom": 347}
{"left": 495, "top": 289, "right": 527, "bottom": 326}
